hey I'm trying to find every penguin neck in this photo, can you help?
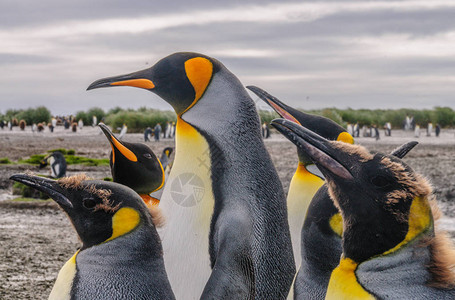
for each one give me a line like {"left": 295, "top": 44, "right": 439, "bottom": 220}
{"left": 73, "top": 224, "right": 171, "bottom": 299}
{"left": 158, "top": 116, "right": 215, "bottom": 299}
{"left": 326, "top": 257, "right": 375, "bottom": 299}
{"left": 140, "top": 194, "right": 160, "bottom": 207}
{"left": 287, "top": 162, "right": 324, "bottom": 268}
{"left": 80, "top": 223, "right": 163, "bottom": 264}
{"left": 341, "top": 195, "right": 433, "bottom": 263}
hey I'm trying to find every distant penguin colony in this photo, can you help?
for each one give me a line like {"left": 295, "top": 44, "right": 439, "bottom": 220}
{"left": 10, "top": 174, "right": 174, "bottom": 300}
{"left": 8, "top": 51, "right": 455, "bottom": 300}
{"left": 87, "top": 52, "right": 295, "bottom": 299}
{"left": 272, "top": 119, "right": 455, "bottom": 299}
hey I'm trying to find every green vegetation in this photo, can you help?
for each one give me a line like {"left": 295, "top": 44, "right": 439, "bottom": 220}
{"left": 3, "top": 106, "right": 51, "bottom": 124}
{"left": 0, "top": 158, "right": 12, "bottom": 164}
{"left": 75, "top": 107, "right": 106, "bottom": 125}
{"left": 12, "top": 182, "right": 49, "bottom": 199}
{"left": 105, "top": 107, "right": 177, "bottom": 133}
{"left": 19, "top": 153, "right": 109, "bottom": 166}
{"left": 64, "top": 155, "right": 109, "bottom": 166}
{"left": 259, "top": 106, "right": 455, "bottom": 129}
{"left": 47, "top": 148, "right": 76, "bottom": 155}
{"left": 19, "top": 154, "right": 46, "bottom": 164}
{"left": 3, "top": 105, "right": 455, "bottom": 131}
{"left": 12, "top": 197, "right": 52, "bottom": 202}
{"left": 258, "top": 110, "right": 279, "bottom": 124}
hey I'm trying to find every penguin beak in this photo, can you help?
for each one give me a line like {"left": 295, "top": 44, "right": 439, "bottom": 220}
{"left": 87, "top": 68, "right": 155, "bottom": 91}
{"left": 271, "top": 119, "right": 354, "bottom": 180}
{"left": 247, "top": 85, "right": 301, "bottom": 125}
{"left": 9, "top": 174, "right": 73, "bottom": 209}
{"left": 390, "top": 141, "right": 418, "bottom": 159}
{"left": 98, "top": 123, "right": 137, "bottom": 162}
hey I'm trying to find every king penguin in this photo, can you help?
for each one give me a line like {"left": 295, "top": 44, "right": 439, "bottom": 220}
{"left": 87, "top": 52, "right": 295, "bottom": 299}
{"left": 39, "top": 151, "right": 67, "bottom": 178}
{"left": 247, "top": 85, "right": 354, "bottom": 271}
{"left": 272, "top": 119, "right": 455, "bottom": 299}
{"left": 99, "top": 123, "right": 164, "bottom": 207}
{"left": 10, "top": 173, "right": 175, "bottom": 300}
{"left": 248, "top": 87, "right": 419, "bottom": 299}
{"left": 159, "top": 147, "right": 174, "bottom": 178}
{"left": 294, "top": 141, "right": 418, "bottom": 299}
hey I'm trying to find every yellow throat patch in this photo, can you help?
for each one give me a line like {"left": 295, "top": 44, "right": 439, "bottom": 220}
{"left": 326, "top": 257, "right": 375, "bottom": 300}
{"left": 329, "top": 213, "right": 343, "bottom": 237}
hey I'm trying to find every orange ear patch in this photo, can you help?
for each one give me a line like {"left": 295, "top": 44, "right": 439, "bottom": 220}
{"left": 183, "top": 57, "right": 213, "bottom": 113}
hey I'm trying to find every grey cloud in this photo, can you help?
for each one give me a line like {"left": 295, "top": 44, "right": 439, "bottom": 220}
{"left": 2, "top": 1, "right": 455, "bottom": 114}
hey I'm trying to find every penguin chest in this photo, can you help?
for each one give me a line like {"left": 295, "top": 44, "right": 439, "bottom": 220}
{"left": 287, "top": 165, "right": 324, "bottom": 268}
{"left": 49, "top": 157, "right": 58, "bottom": 178}
{"left": 159, "top": 119, "right": 215, "bottom": 298}
{"left": 48, "top": 251, "right": 78, "bottom": 300}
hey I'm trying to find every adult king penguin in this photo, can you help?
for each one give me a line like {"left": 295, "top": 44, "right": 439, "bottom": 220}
{"left": 248, "top": 86, "right": 418, "bottom": 299}
{"left": 10, "top": 173, "right": 174, "bottom": 300}
{"left": 247, "top": 85, "right": 354, "bottom": 271}
{"left": 272, "top": 119, "right": 455, "bottom": 299}
{"left": 99, "top": 123, "right": 164, "bottom": 207}
{"left": 159, "top": 147, "right": 173, "bottom": 172}
{"left": 87, "top": 52, "right": 295, "bottom": 299}
{"left": 39, "top": 151, "right": 67, "bottom": 178}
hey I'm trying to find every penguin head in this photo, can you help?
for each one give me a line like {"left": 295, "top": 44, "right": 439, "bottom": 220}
{"left": 10, "top": 173, "right": 159, "bottom": 250}
{"left": 162, "top": 147, "right": 173, "bottom": 158}
{"left": 247, "top": 86, "right": 353, "bottom": 167}
{"left": 39, "top": 154, "right": 50, "bottom": 169}
{"left": 272, "top": 119, "right": 432, "bottom": 263}
{"left": 99, "top": 123, "right": 164, "bottom": 195}
{"left": 87, "top": 52, "right": 221, "bottom": 115}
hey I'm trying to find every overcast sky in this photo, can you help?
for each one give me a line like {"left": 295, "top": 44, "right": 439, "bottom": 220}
{"left": 1, "top": 0, "right": 455, "bottom": 115}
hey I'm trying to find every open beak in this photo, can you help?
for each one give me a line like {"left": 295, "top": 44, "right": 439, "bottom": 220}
{"left": 271, "top": 119, "right": 353, "bottom": 180}
{"left": 10, "top": 174, "right": 73, "bottom": 209}
{"left": 99, "top": 123, "right": 137, "bottom": 162}
{"left": 247, "top": 85, "right": 301, "bottom": 125}
{"left": 87, "top": 68, "right": 155, "bottom": 91}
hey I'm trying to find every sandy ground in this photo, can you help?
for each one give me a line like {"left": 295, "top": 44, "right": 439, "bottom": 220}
{"left": 1, "top": 125, "right": 455, "bottom": 298}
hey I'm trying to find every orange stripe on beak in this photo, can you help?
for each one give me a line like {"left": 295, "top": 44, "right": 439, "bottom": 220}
{"left": 268, "top": 101, "right": 301, "bottom": 125}
{"left": 112, "top": 138, "right": 137, "bottom": 162}
{"left": 111, "top": 79, "right": 155, "bottom": 90}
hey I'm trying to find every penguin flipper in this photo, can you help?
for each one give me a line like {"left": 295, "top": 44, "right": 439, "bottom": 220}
{"left": 202, "top": 216, "right": 255, "bottom": 299}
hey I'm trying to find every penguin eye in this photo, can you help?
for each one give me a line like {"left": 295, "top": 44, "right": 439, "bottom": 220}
{"left": 371, "top": 175, "right": 390, "bottom": 188}
{"left": 82, "top": 198, "right": 97, "bottom": 209}
{"left": 143, "top": 153, "right": 152, "bottom": 159}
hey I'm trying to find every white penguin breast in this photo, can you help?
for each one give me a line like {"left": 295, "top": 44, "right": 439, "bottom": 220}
{"left": 158, "top": 119, "right": 215, "bottom": 300}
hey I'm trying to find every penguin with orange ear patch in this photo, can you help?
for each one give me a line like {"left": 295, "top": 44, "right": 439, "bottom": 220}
{"left": 10, "top": 173, "right": 174, "bottom": 300}
{"left": 99, "top": 123, "right": 164, "bottom": 207}
{"left": 247, "top": 85, "right": 353, "bottom": 271}
{"left": 87, "top": 52, "right": 295, "bottom": 299}
{"left": 248, "top": 86, "right": 419, "bottom": 299}
{"left": 272, "top": 119, "right": 455, "bottom": 299}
